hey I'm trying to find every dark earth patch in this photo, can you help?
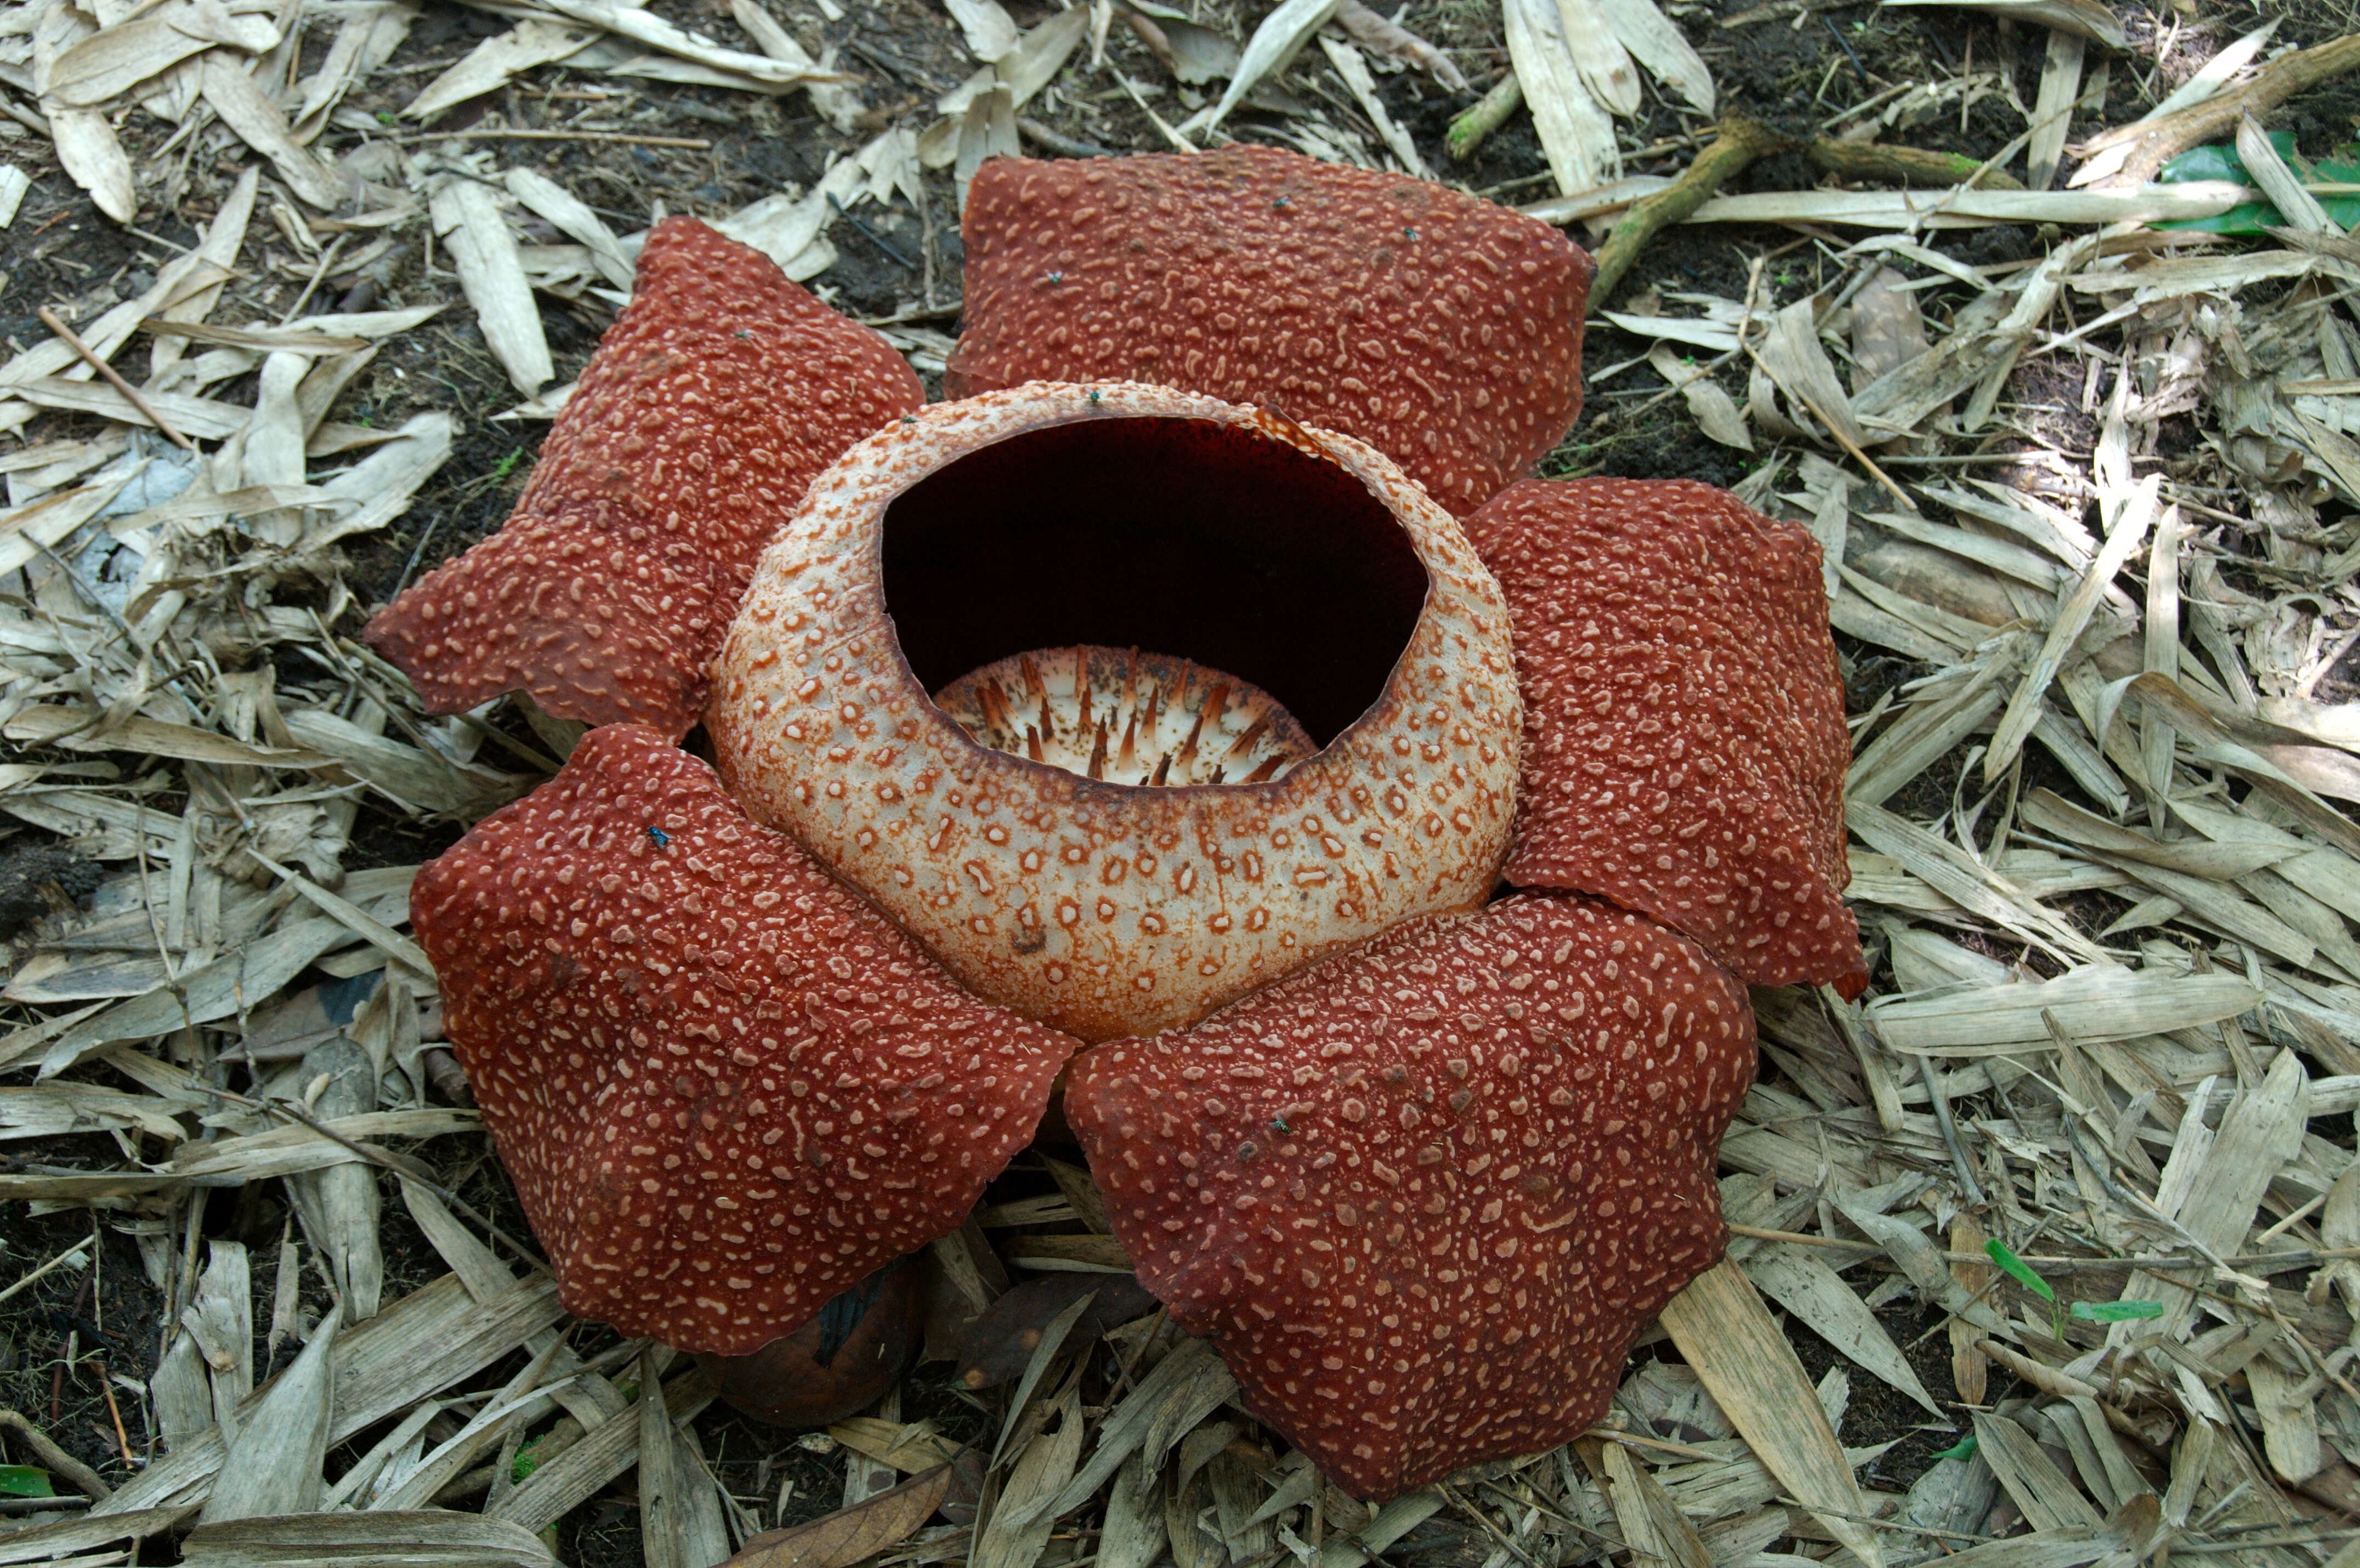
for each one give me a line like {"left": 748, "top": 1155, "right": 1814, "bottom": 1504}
{"left": 5, "top": 0, "right": 2360, "bottom": 1555}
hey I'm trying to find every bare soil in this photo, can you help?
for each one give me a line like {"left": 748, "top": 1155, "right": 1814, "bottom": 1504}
{"left": 8, "top": 0, "right": 2360, "bottom": 1559}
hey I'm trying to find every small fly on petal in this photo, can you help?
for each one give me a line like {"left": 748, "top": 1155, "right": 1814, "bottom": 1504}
{"left": 647, "top": 826, "right": 670, "bottom": 849}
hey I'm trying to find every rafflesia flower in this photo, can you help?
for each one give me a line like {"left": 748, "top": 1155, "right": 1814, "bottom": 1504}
{"left": 369, "top": 146, "right": 1863, "bottom": 1501}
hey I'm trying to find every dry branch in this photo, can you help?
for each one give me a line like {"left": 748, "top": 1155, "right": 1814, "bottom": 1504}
{"left": 1588, "top": 116, "right": 2024, "bottom": 307}
{"left": 2089, "top": 32, "right": 2360, "bottom": 185}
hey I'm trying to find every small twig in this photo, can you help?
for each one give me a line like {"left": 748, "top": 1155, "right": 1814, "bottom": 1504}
{"left": 0, "top": 1410, "right": 111, "bottom": 1501}
{"left": 35, "top": 305, "right": 197, "bottom": 451}
{"left": 1590, "top": 117, "right": 1789, "bottom": 309}
{"left": 276, "top": 232, "right": 348, "bottom": 327}
{"left": 1768, "top": 1497, "right": 1995, "bottom": 1545}
{"left": 1017, "top": 118, "right": 1115, "bottom": 160}
{"left": 1919, "top": 1053, "right": 1985, "bottom": 1204}
{"left": 92, "top": 1362, "right": 134, "bottom": 1468}
{"left": 1718, "top": 0, "right": 1859, "bottom": 27}
{"left": 400, "top": 128, "right": 713, "bottom": 149}
{"left": 844, "top": 36, "right": 935, "bottom": 88}
{"left": 1724, "top": 1221, "right": 2359, "bottom": 1276}
{"left": 1727, "top": 1223, "right": 1877, "bottom": 1251}
{"left": 1728, "top": 280, "right": 1913, "bottom": 509}
{"left": 1436, "top": 1482, "right": 1538, "bottom": 1568}
{"left": 0, "top": 95, "right": 49, "bottom": 137}
{"left": 1446, "top": 74, "right": 1522, "bottom": 162}
{"left": 2089, "top": 33, "right": 2360, "bottom": 185}
{"left": 2179, "top": 1533, "right": 2360, "bottom": 1555}
{"left": 0, "top": 1242, "right": 95, "bottom": 1311}
{"left": 389, "top": 513, "right": 444, "bottom": 603}
{"left": 1975, "top": 1338, "right": 2098, "bottom": 1399}
{"left": 825, "top": 192, "right": 914, "bottom": 270}
{"left": 1108, "top": 66, "right": 1194, "bottom": 154}
{"left": 858, "top": 302, "right": 963, "bottom": 327}
{"left": 1822, "top": 16, "right": 1870, "bottom": 86}
{"left": 1585, "top": 1427, "right": 1728, "bottom": 1462}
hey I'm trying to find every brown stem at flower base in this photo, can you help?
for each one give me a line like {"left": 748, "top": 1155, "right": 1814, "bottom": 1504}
{"left": 695, "top": 1259, "right": 924, "bottom": 1429}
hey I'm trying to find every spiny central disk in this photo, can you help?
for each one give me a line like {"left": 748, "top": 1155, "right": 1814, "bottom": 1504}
{"left": 934, "top": 645, "right": 1315, "bottom": 786}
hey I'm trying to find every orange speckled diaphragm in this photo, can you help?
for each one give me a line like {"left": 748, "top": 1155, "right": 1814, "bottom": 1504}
{"left": 710, "top": 382, "right": 1524, "bottom": 1044}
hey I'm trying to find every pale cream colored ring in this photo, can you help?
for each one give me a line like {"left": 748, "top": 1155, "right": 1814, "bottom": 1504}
{"left": 708, "top": 381, "right": 1522, "bottom": 1043}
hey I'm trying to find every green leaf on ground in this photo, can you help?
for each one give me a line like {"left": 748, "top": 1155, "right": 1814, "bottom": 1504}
{"left": 1984, "top": 1238, "right": 2055, "bottom": 1303}
{"left": 2070, "top": 1299, "right": 2164, "bottom": 1322}
{"left": 0, "top": 1467, "right": 55, "bottom": 1498}
{"left": 2157, "top": 133, "right": 2360, "bottom": 234}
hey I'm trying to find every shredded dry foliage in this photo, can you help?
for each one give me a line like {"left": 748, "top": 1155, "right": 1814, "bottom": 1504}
{"left": 3, "top": 1, "right": 2360, "bottom": 1566}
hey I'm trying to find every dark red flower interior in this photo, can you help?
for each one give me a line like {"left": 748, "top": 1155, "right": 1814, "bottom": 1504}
{"left": 883, "top": 416, "right": 1427, "bottom": 746}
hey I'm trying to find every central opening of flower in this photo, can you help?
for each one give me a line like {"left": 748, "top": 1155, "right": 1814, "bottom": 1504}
{"left": 882, "top": 416, "right": 1428, "bottom": 783}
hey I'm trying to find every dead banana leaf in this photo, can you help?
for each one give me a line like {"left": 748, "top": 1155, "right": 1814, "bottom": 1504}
{"left": 406, "top": 18, "right": 598, "bottom": 120}
{"left": 1849, "top": 268, "right": 1932, "bottom": 393}
{"left": 1500, "top": 0, "right": 1613, "bottom": 194}
{"left": 1882, "top": 0, "right": 2124, "bottom": 48}
{"left": 1597, "top": 0, "right": 1712, "bottom": 113}
{"left": 1593, "top": 1439, "right": 1712, "bottom": 1568}
{"left": 721, "top": 1463, "right": 955, "bottom": 1568}
{"left": 945, "top": 0, "right": 1019, "bottom": 62}
{"left": 1202, "top": 0, "right": 1338, "bottom": 135}
{"left": 1334, "top": 0, "right": 1465, "bottom": 90}
{"left": 1124, "top": 7, "right": 1236, "bottom": 86}
{"left": 180, "top": 1510, "right": 557, "bottom": 1568}
{"left": 1756, "top": 298, "right": 1871, "bottom": 454}
{"left": 1659, "top": 1262, "right": 1884, "bottom": 1568}
{"left": 1553, "top": 0, "right": 1639, "bottom": 115}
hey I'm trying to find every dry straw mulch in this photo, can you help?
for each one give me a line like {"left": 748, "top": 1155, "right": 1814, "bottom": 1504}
{"left": 4, "top": 2, "right": 2360, "bottom": 1566}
